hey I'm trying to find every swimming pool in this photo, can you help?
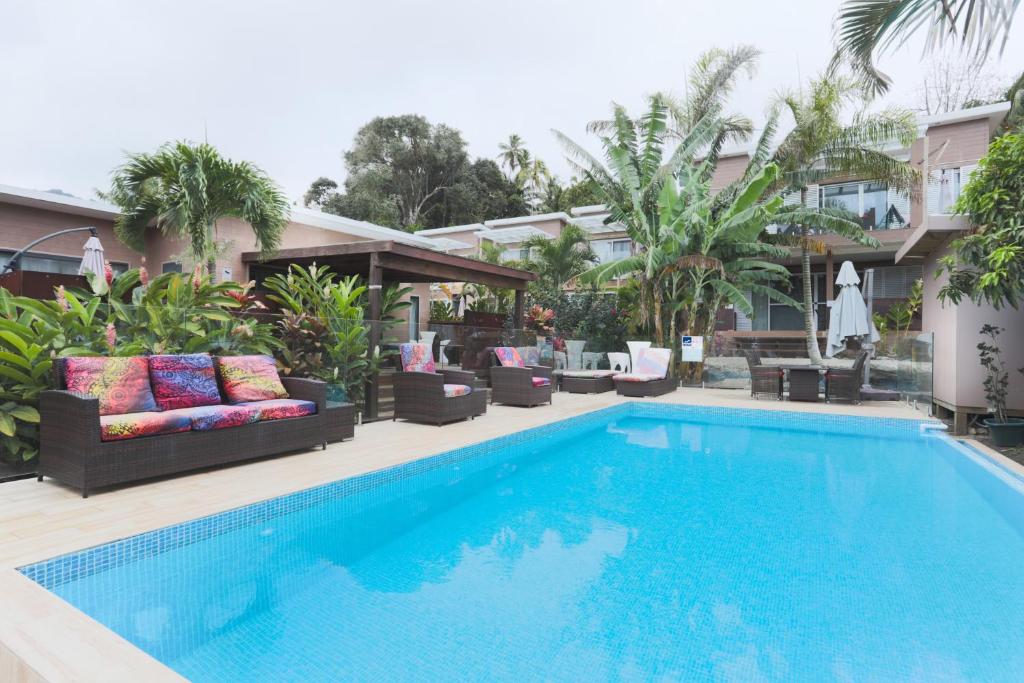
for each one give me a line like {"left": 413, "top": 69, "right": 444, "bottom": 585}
{"left": 21, "top": 403, "right": 1024, "bottom": 681}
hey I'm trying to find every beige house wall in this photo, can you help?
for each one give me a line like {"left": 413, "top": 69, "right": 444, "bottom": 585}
{"left": 709, "top": 154, "right": 749, "bottom": 191}
{"left": 925, "top": 238, "right": 1024, "bottom": 416}
{"left": 925, "top": 118, "right": 991, "bottom": 170}
{"left": 0, "top": 204, "right": 140, "bottom": 268}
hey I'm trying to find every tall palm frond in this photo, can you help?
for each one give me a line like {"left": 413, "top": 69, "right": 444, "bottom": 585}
{"left": 833, "top": 0, "right": 1020, "bottom": 94}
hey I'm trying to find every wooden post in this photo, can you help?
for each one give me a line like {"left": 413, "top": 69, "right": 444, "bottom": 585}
{"left": 513, "top": 289, "right": 525, "bottom": 331}
{"left": 366, "top": 253, "right": 383, "bottom": 421}
{"left": 825, "top": 249, "right": 834, "bottom": 302}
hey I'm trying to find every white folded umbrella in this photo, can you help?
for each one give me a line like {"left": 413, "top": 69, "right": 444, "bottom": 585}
{"left": 78, "top": 236, "right": 106, "bottom": 278}
{"left": 826, "top": 261, "right": 880, "bottom": 358}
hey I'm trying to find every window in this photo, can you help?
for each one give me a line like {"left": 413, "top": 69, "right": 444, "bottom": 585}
{"left": 0, "top": 251, "right": 127, "bottom": 276}
{"left": 162, "top": 261, "right": 183, "bottom": 274}
{"left": 592, "top": 238, "right": 631, "bottom": 264}
{"left": 820, "top": 181, "right": 903, "bottom": 230}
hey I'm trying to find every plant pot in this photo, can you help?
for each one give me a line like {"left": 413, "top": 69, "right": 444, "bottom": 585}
{"left": 983, "top": 417, "right": 1024, "bottom": 447}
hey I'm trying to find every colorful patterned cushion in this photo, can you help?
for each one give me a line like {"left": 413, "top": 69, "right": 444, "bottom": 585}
{"left": 236, "top": 398, "right": 316, "bottom": 421}
{"left": 531, "top": 377, "right": 552, "bottom": 387}
{"left": 215, "top": 355, "right": 288, "bottom": 404}
{"left": 613, "top": 372, "right": 664, "bottom": 383}
{"left": 64, "top": 356, "right": 158, "bottom": 416}
{"left": 99, "top": 411, "right": 191, "bottom": 442}
{"left": 495, "top": 347, "right": 524, "bottom": 368}
{"left": 443, "top": 383, "right": 472, "bottom": 398}
{"left": 165, "top": 405, "right": 259, "bottom": 431}
{"left": 399, "top": 343, "right": 436, "bottom": 374}
{"left": 149, "top": 353, "right": 222, "bottom": 411}
{"left": 634, "top": 347, "right": 671, "bottom": 379}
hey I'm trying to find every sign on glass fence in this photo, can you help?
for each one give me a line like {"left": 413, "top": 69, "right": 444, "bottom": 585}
{"left": 681, "top": 335, "right": 703, "bottom": 363}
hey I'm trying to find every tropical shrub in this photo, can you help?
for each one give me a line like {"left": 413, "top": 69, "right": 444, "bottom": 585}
{"left": 940, "top": 132, "right": 1024, "bottom": 309}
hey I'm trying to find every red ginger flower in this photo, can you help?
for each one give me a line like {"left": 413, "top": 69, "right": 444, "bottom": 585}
{"left": 103, "top": 261, "right": 113, "bottom": 286}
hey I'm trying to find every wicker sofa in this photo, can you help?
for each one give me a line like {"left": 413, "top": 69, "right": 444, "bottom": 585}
{"left": 613, "top": 347, "right": 678, "bottom": 397}
{"left": 393, "top": 343, "right": 487, "bottom": 425}
{"left": 39, "top": 354, "right": 327, "bottom": 497}
{"left": 491, "top": 347, "right": 553, "bottom": 407}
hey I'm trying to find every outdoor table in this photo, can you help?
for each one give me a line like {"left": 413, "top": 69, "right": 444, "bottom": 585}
{"left": 778, "top": 365, "right": 823, "bottom": 402}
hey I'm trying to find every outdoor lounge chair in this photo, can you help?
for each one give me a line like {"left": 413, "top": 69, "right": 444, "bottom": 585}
{"left": 825, "top": 350, "right": 869, "bottom": 403}
{"left": 613, "top": 347, "right": 677, "bottom": 397}
{"left": 393, "top": 343, "right": 486, "bottom": 425}
{"left": 745, "top": 348, "right": 783, "bottom": 400}
{"left": 559, "top": 369, "right": 618, "bottom": 394}
{"left": 39, "top": 354, "right": 327, "bottom": 497}
{"left": 491, "top": 347, "right": 553, "bottom": 407}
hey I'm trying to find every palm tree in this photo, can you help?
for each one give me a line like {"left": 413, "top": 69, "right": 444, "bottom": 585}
{"left": 769, "top": 75, "right": 920, "bottom": 363}
{"left": 520, "top": 224, "right": 598, "bottom": 289}
{"left": 109, "top": 141, "right": 289, "bottom": 278}
{"left": 497, "top": 134, "right": 530, "bottom": 178}
{"left": 834, "top": 0, "right": 1019, "bottom": 93}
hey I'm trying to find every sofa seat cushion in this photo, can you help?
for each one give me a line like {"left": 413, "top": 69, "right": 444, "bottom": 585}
{"left": 149, "top": 353, "right": 222, "bottom": 411}
{"left": 613, "top": 372, "right": 664, "bottom": 383}
{"left": 165, "top": 405, "right": 260, "bottom": 431}
{"left": 633, "top": 347, "right": 671, "bottom": 378}
{"left": 65, "top": 356, "right": 158, "bottom": 416}
{"left": 531, "top": 377, "right": 552, "bottom": 387}
{"left": 443, "top": 383, "right": 472, "bottom": 398}
{"left": 216, "top": 355, "right": 288, "bottom": 403}
{"left": 237, "top": 398, "right": 316, "bottom": 421}
{"left": 99, "top": 411, "right": 192, "bottom": 442}
{"left": 559, "top": 370, "right": 617, "bottom": 378}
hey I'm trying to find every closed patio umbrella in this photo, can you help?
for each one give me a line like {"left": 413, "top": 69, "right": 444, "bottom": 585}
{"left": 78, "top": 236, "right": 106, "bottom": 278}
{"left": 826, "top": 261, "right": 879, "bottom": 358}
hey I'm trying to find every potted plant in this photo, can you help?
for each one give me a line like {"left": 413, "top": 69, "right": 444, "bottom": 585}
{"left": 978, "top": 324, "right": 1024, "bottom": 447}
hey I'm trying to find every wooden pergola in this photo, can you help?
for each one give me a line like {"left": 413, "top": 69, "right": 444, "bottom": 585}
{"left": 241, "top": 240, "right": 536, "bottom": 417}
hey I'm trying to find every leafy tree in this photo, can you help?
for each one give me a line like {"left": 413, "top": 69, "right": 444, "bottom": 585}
{"left": 308, "top": 118, "right": 529, "bottom": 230}
{"left": 939, "top": 132, "right": 1024, "bottom": 308}
{"left": 108, "top": 141, "right": 289, "bottom": 278}
{"left": 769, "top": 74, "right": 919, "bottom": 363}
{"left": 833, "top": 0, "right": 1019, "bottom": 94}
{"left": 521, "top": 224, "right": 598, "bottom": 289}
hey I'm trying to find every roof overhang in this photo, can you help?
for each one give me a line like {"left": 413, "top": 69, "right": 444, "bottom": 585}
{"left": 477, "top": 226, "right": 552, "bottom": 244}
{"left": 570, "top": 214, "right": 625, "bottom": 235}
{"left": 0, "top": 184, "right": 120, "bottom": 220}
{"left": 484, "top": 212, "right": 570, "bottom": 228}
{"left": 895, "top": 215, "right": 970, "bottom": 262}
{"left": 242, "top": 240, "right": 536, "bottom": 289}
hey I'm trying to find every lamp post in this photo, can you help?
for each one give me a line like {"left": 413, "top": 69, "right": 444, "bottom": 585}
{"left": 1, "top": 227, "right": 99, "bottom": 274}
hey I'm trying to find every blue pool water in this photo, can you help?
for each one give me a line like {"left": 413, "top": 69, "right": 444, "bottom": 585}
{"left": 21, "top": 404, "right": 1024, "bottom": 681}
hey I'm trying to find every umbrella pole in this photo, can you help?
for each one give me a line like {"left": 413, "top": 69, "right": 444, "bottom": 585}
{"left": 863, "top": 268, "right": 875, "bottom": 388}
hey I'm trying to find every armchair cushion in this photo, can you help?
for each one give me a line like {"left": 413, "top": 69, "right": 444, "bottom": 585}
{"left": 166, "top": 404, "right": 260, "bottom": 431}
{"left": 64, "top": 356, "right": 158, "bottom": 416}
{"left": 237, "top": 398, "right": 316, "bottom": 421}
{"left": 531, "top": 377, "right": 552, "bottom": 387}
{"left": 495, "top": 347, "right": 525, "bottom": 368}
{"left": 149, "top": 353, "right": 221, "bottom": 410}
{"left": 443, "top": 383, "right": 472, "bottom": 398}
{"left": 216, "top": 355, "right": 288, "bottom": 403}
{"left": 516, "top": 346, "right": 541, "bottom": 366}
{"left": 399, "top": 343, "right": 436, "bottom": 374}
{"left": 559, "top": 370, "right": 617, "bottom": 378}
{"left": 633, "top": 347, "right": 671, "bottom": 379}
{"left": 99, "top": 410, "right": 192, "bottom": 442}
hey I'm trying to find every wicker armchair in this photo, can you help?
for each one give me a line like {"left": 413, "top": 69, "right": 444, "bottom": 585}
{"left": 490, "top": 348, "right": 553, "bottom": 407}
{"left": 744, "top": 349, "right": 783, "bottom": 400}
{"left": 393, "top": 343, "right": 486, "bottom": 425}
{"left": 825, "top": 350, "right": 869, "bottom": 403}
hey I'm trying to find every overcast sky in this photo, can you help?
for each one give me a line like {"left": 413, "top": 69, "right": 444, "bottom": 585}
{"left": 3, "top": 1, "right": 1022, "bottom": 205}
